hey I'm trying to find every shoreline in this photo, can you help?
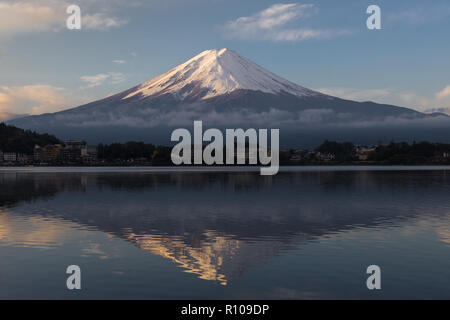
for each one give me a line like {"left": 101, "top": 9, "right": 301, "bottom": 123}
{"left": 1, "top": 165, "right": 450, "bottom": 173}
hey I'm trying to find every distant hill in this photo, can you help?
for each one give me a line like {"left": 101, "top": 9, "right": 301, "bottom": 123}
{"left": 0, "top": 122, "right": 62, "bottom": 155}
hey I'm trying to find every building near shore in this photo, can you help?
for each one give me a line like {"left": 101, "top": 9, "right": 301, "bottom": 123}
{"left": 16, "top": 153, "right": 26, "bottom": 163}
{"left": 83, "top": 146, "right": 98, "bottom": 164}
{"left": 356, "top": 146, "right": 376, "bottom": 161}
{"left": 315, "top": 152, "right": 336, "bottom": 161}
{"left": 33, "top": 141, "right": 88, "bottom": 164}
{"left": 3, "top": 152, "right": 17, "bottom": 162}
{"left": 289, "top": 149, "right": 308, "bottom": 161}
{"left": 33, "top": 145, "right": 42, "bottom": 162}
{"left": 62, "top": 141, "right": 87, "bottom": 163}
{"left": 41, "top": 144, "right": 62, "bottom": 162}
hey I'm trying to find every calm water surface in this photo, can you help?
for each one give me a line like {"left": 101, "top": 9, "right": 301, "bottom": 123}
{"left": 0, "top": 167, "right": 449, "bottom": 299}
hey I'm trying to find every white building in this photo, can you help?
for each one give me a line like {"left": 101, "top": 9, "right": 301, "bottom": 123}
{"left": 3, "top": 152, "right": 17, "bottom": 162}
{"left": 17, "top": 154, "right": 25, "bottom": 163}
{"left": 356, "top": 146, "right": 376, "bottom": 161}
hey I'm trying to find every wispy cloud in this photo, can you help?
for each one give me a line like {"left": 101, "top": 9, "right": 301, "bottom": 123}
{"left": 113, "top": 60, "right": 127, "bottom": 65}
{"left": 0, "top": 0, "right": 127, "bottom": 35}
{"left": 81, "top": 72, "right": 126, "bottom": 88}
{"left": 222, "top": 3, "right": 350, "bottom": 42}
{"left": 424, "top": 107, "right": 450, "bottom": 115}
{"left": 387, "top": 4, "right": 450, "bottom": 25}
{"left": 437, "top": 85, "right": 450, "bottom": 100}
{"left": 0, "top": 1, "right": 62, "bottom": 33}
{"left": 316, "top": 87, "right": 394, "bottom": 102}
{"left": 82, "top": 13, "right": 127, "bottom": 30}
{"left": 427, "top": 85, "right": 450, "bottom": 115}
{"left": 0, "top": 84, "right": 77, "bottom": 120}
{"left": 316, "top": 86, "right": 450, "bottom": 115}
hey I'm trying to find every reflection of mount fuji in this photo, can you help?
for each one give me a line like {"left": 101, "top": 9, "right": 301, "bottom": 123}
{"left": 1, "top": 171, "right": 449, "bottom": 285}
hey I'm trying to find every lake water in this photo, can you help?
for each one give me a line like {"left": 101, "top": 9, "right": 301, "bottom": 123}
{"left": 0, "top": 167, "right": 449, "bottom": 299}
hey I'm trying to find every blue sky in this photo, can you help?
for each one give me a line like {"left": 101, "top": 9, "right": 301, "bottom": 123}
{"left": 1, "top": 0, "right": 450, "bottom": 120}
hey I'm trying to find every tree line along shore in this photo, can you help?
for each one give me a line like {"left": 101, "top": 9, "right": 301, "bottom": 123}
{"left": 1, "top": 123, "right": 450, "bottom": 166}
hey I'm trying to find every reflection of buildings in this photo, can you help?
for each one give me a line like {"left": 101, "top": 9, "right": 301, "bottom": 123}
{"left": 1, "top": 170, "right": 449, "bottom": 285}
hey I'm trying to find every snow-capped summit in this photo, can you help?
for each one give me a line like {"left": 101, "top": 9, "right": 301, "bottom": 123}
{"left": 123, "top": 48, "right": 320, "bottom": 101}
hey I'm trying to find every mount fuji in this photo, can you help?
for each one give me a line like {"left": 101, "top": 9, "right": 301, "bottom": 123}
{"left": 8, "top": 49, "right": 449, "bottom": 146}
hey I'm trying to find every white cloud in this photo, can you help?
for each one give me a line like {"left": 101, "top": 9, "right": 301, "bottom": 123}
{"left": 113, "top": 60, "right": 126, "bottom": 65}
{"left": 316, "top": 87, "right": 393, "bottom": 102}
{"left": 0, "top": 84, "right": 77, "bottom": 120}
{"left": 270, "top": 28, "right": 349, "bottom": 41}
{"left": 387, "top": 4, "right": 450, "bottom": 25}
{"left": 0, "top": 0, "right": 127, "bottom": 35}
{"left": 0, "top": 1, "right": 63, "bottom": 33}
{"left": 81, "top": 72, "right": 126, "bottom": 88}
{"left": 222, "top": 3, "right": 349, "bottom": 42}
{"left": 437, "top": 85, "right": 450, "bottom": 100}
{"left": 425, "top": 107, "right": 450, "bottom": 115}
{"left": 316, "top": 86, "right": 450, "bottom": 115}
{"left": 82, "top": 13, "right": 127, "bottom": 30}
